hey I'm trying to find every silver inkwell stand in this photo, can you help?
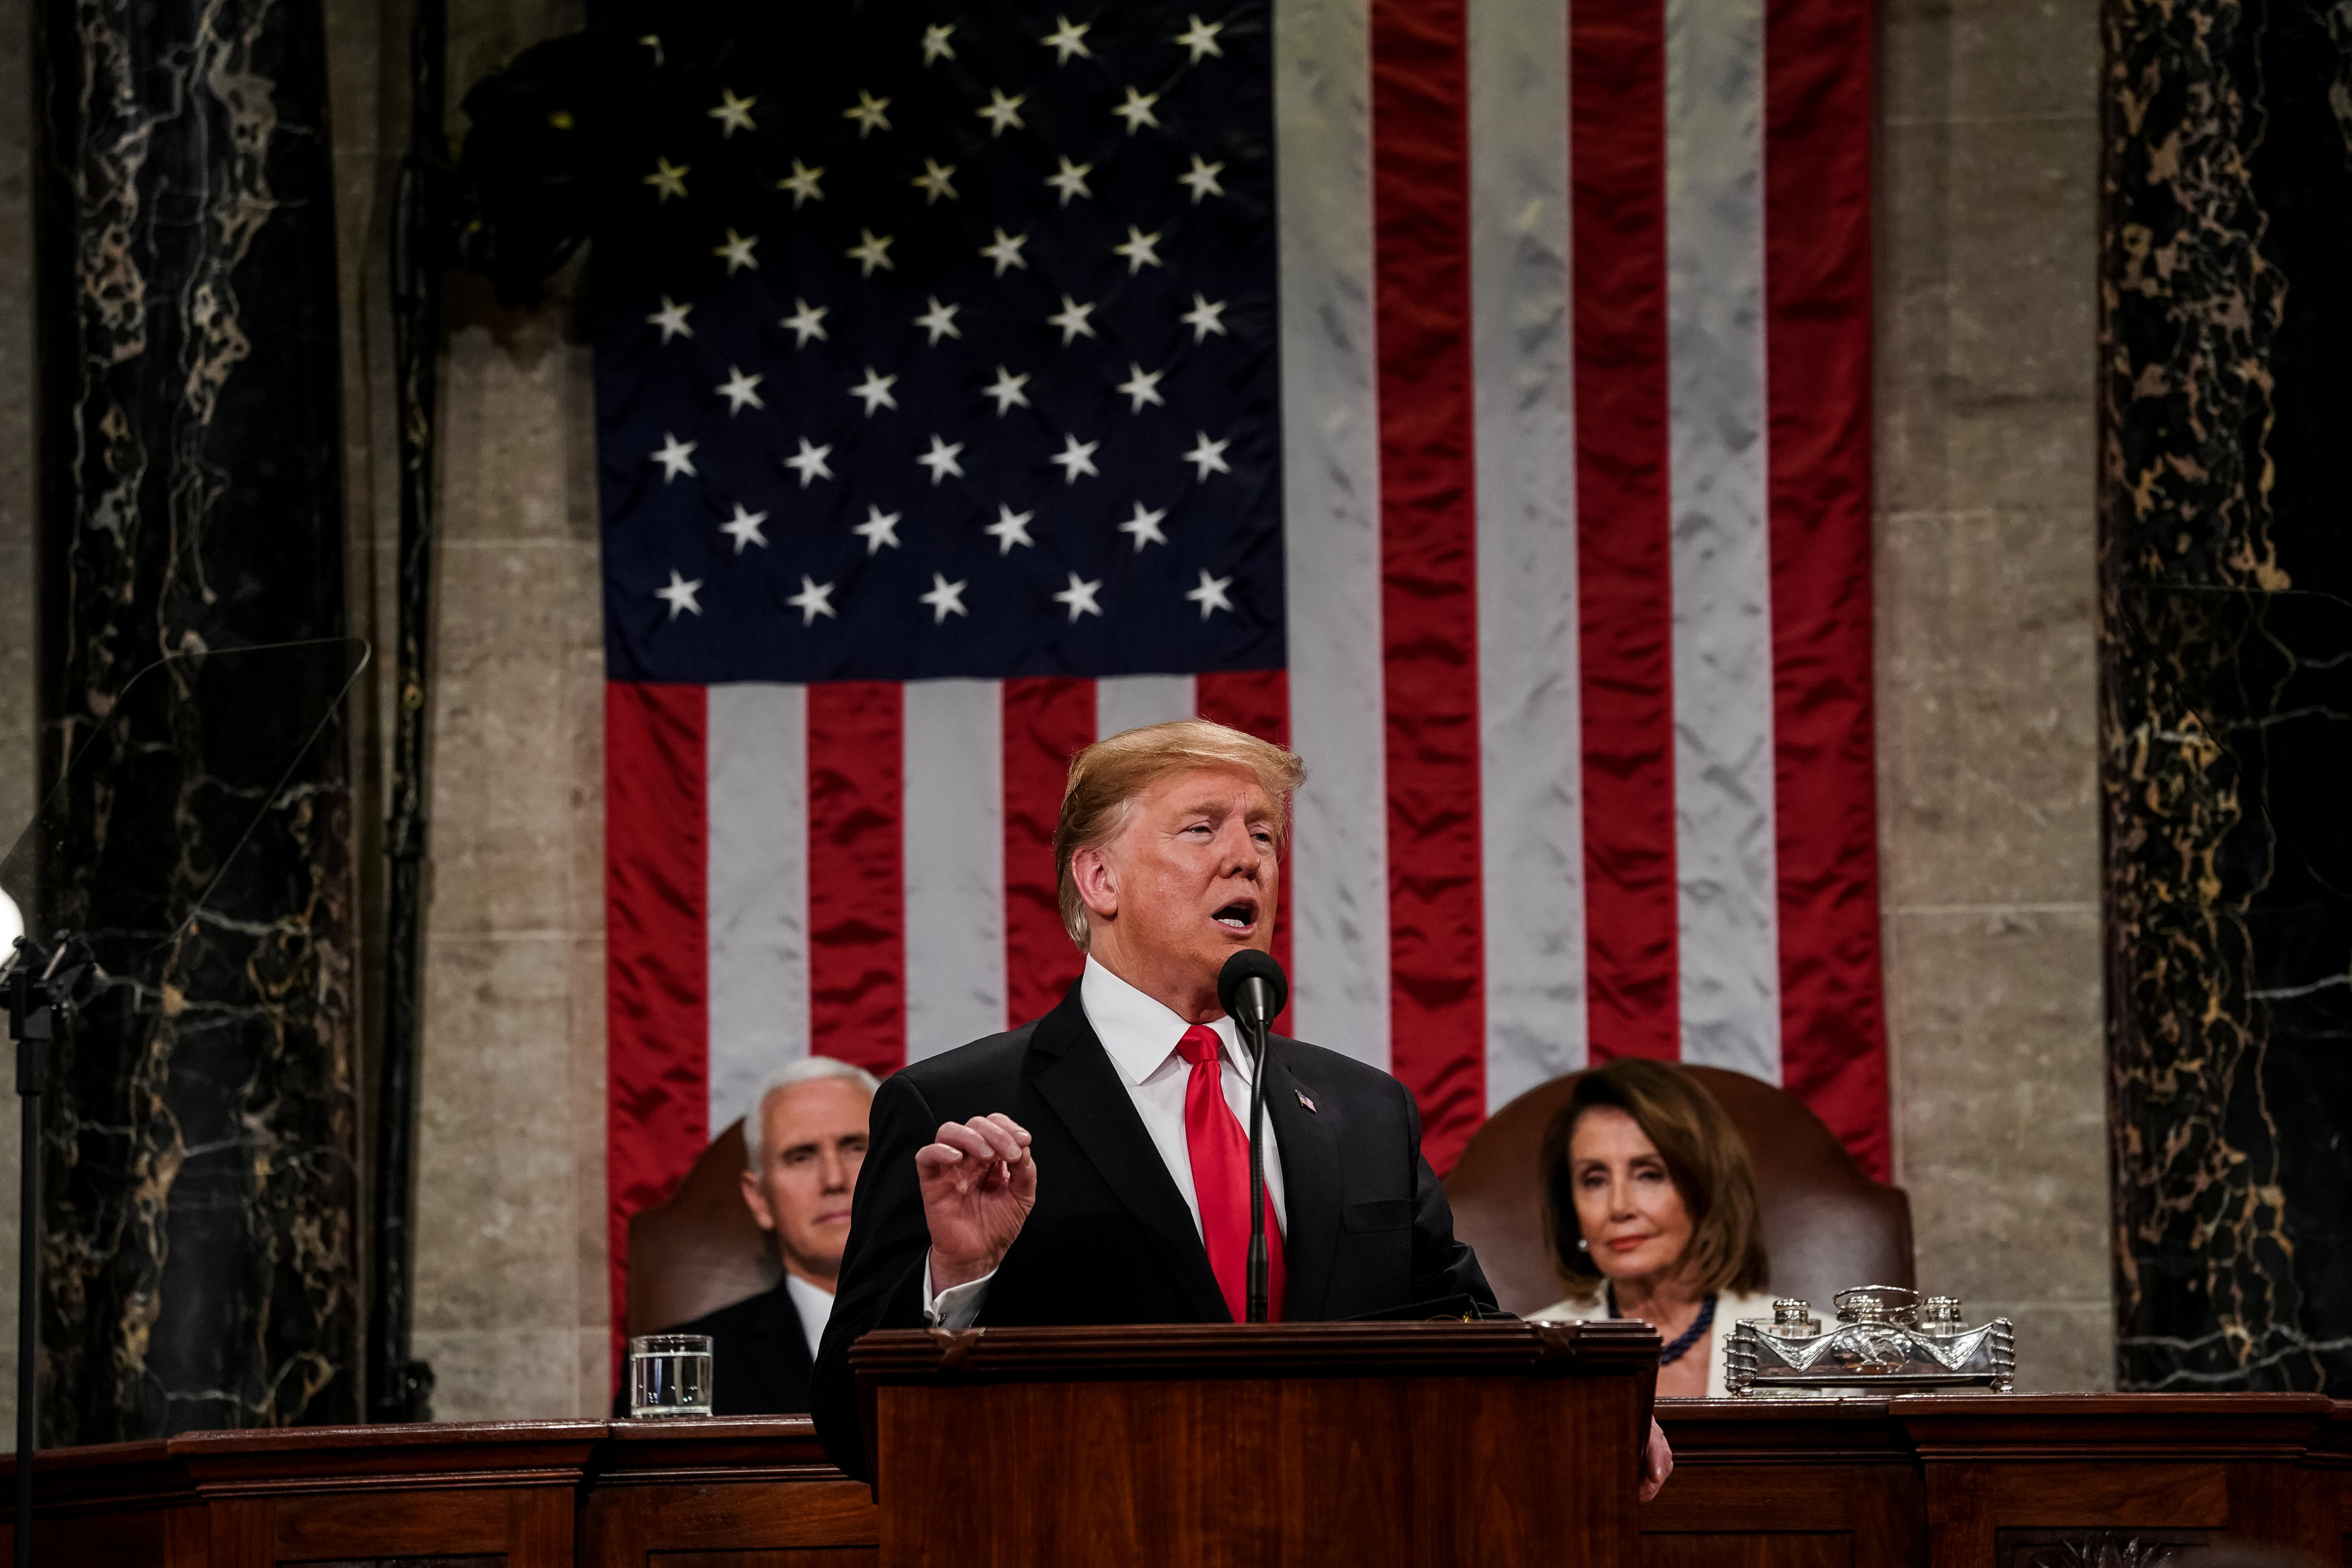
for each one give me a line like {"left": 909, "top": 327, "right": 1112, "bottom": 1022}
{"left": 1723, "top": 1285, "right": 2016, "bottom": 1397}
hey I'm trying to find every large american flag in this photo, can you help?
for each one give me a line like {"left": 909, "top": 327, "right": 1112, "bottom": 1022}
{"left": 599, "top": 0, "right": 1882, "bottom": 1337}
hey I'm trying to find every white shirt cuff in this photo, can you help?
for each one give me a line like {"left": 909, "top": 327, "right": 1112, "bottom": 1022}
{"left": 921, "top": 1254, "right": 995, "bottom": 1330}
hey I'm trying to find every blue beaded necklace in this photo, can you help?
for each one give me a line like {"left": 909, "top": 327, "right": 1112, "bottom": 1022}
{"left": 1605, "top": 1287, "right": 1718, "bottom": 1367}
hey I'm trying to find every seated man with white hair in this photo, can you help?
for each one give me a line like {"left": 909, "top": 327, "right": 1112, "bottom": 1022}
{"left": 642, "top": 1055, "right": 876, "bottom": 1415}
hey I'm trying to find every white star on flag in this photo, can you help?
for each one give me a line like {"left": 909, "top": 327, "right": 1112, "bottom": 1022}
{"left": 849, "top": 367, "right": 899, "bottom": 415}
{"left": 1048, "top": 296, "right": 1097, "bottom": 344}
{"left": 1175, "top": 15, "right": 1224, "bottom": 60}
{"left": 1042, "top": 14, "right": 1093, "bottom": 62}
{"left": 784, "top": 438, "right": 834, "bottom": 487}
{"left": 647, "top": 297, "right": 693, "bottom": 342}
{"left": 853, "top": 505, "right": 903, "bottom": 554}
{"left": 786, "top": 576, "right": 838, "bottom": 625}
{"left": 977, "top": 89, "right": 1027, "bottom": 137}
{"left": 844, "top": 89, "right": 892, "bottom": 136}
{"left": 714, "top": 228, "right": 759, "bottom": 274}
{"left": 1114, "top": 87, "right": 1161, "bottom": 132}
{"left": 1114, "top": 227, "right": 1165, "bottom": 273}
{"left": 653, "top": 433, "right": 698, "bottom": 482}
{"left": 912, "top": 159, "right": 959, "bottom": 204}
{"left": 708, "top": 89, "right": 756, "bottom": 136}
{"left": 716, "top": 366, "right": 765, "bottom": 413}
{"left": 1186, "top": 569, "right": 1236, "bottom": 619}
{"left": 847, "top": 230, "right": 896, "bottom": 276}
{"left": 920, "top": 22, "right": 956, "bottom": 63}
{"left": 1179, "top": 156, "right": 1225, "bottom": 203}
{"left": 1183, "top": 432, "right": 1232, "bottom": 480}
{"left": 1046, "top": 157, "right": 1094, "bottom": 206}
{"left": 1119, "top": 502, "right": 1169, "bottom": 550}
{"left": 983, "top": 367, "right": 1032, "bottom": 415}
{"left": 644, "top": 158, "right": 689, "bottom": 201}
{"left": 1051, "top": 433, "right": 1101, "bottom": 484}
{"left": 1181, "top": 294, "right": 1228, "bottom": 341}
{"left": 719, "top": 505, "right": 769, "bottom": 553}
{"left": 914, "top": 296, "right": 964, "bottom": 345}
{"left": 1116, "top": 364, "right": 1166, "bottom": 411}
{"left": 656, "top": 569, "right": 704, "bottom": 618}
{"left": 917, "top": 434, "right": 966, "bottom": 484}
{"left": 782, "top": 298, "right": 830, "bottom": 345}
{"left": 1054, "top": 572, "right": 1105, "bottom": 621}
{"left": 981, "top": 228, "right": 1030, "bottom": 275}
{"left": 778, "top": 160, "right": 825, "bottom": 207}
{"left": 985, "top": 504, "right": 1036, "bottom": 553}
{"left": 920, "top": 572, "right": 970, "bottom": 622}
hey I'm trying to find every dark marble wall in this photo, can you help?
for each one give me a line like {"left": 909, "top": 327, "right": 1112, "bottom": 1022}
{"left": 29, "top": 0, "right": 361, "bottom": 1439}
{"left": 2101, "top": 0, "right": 2352, "bottom": 1389}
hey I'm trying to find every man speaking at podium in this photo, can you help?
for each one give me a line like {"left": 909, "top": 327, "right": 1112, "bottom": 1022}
{"left": 811, "top": 720, "right": 1500, "bottom": 1475}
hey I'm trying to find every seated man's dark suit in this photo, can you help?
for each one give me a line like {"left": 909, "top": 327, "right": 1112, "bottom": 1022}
{"left": 617, "top": 1277, "right": 816, "bottom": 1417}
{"left": 811, "top": 982, "right": 1495, "bottom": 1475}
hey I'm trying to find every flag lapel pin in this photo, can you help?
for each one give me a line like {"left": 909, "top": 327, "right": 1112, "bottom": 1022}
{"left": 1296, "top": 1089, "right": 1316, "bottom": 1113}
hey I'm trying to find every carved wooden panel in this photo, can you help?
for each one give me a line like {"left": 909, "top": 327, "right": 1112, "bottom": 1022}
{"left": 1992, "top": 1530, "right": 2217, "bottom": 1568}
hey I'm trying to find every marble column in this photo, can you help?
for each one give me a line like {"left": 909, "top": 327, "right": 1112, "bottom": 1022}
{"left": 2101, "top": 0, "right": 2352, "bottom": 1389}
{"left": 29, "top": 0, "right": 360, "bottom": 1439}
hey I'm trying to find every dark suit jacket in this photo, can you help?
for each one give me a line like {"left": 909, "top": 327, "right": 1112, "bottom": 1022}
{"left": 811, "top": 982, "right": 1495, "bottom": 1475}
{"left": 617, "top": 1277, "right": 816, "bottom": 1417}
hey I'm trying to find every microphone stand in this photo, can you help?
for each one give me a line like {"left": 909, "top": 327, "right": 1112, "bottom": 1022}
{"left": 3, "top": 936, "right": 83, "bottom": 1568}
{"left": 1240, "top": 975, "right": 1271, "bottom": 1324}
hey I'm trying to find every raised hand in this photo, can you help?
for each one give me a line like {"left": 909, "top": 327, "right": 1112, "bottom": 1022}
{"left": 917, "top": 1113, "right": 1038, "bottom": 1292}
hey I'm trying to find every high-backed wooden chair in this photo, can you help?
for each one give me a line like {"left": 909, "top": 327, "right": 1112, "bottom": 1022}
{"left": 1443, "top": 1065, "right": 1913, "bottom": 1319}
{"left": 624, "top": 1119, "right": 779, "bottom": 1338}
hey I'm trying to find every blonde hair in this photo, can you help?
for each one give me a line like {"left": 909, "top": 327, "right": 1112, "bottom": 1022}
{"left": 1054, "top": 719, "right": 1305, "bottom": 947}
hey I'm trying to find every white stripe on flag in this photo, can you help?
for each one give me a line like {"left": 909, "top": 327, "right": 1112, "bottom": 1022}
{"left": 1666, "top": 0, "right": 1781, "bottom": 1080}
{"left": 903, "top": 679, "right": 1006, "bottom": 1059}
{"left": 1470, "top": 0, "right": 1586, "bottom": 1110}
{"left": 1277, "top": 0, "right": 1389, "bottom": 1069}
{"left": 706, "top": 682, "right": 810, "bottom": 1135}
{"left": 1096, "top": 674, "right": 1198, "bottom": 739}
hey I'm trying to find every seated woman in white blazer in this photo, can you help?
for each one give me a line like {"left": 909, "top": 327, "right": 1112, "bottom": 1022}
{"left": 1528, "top": 1059, "right": 1776, "bottom": 1399}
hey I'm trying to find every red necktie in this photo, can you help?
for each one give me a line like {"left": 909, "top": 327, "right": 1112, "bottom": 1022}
{"left": 1176, "top": 1025, "right": 1286, "bottom": 1323}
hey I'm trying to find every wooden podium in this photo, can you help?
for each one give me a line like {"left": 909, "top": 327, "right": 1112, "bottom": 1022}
{"left": 848, "top": 1317, "right": 1662, "bottom": 1568}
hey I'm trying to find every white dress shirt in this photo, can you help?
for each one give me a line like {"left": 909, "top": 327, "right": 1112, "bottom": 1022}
{"left": 925, "top": 955, "right": 1288, "bottom": 1327}
{"left": 784, "top": 1272, "right": 835, "bottom": 1363}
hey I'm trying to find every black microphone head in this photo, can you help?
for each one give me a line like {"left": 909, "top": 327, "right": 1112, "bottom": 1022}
{"left": 1217, "top": 949, "right": 1289, "bottom": 1025}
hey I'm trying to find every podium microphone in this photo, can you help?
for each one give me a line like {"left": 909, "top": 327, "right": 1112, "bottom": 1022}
{"left": 1216, "top": 949, "right": 1288, "bottom": 1324}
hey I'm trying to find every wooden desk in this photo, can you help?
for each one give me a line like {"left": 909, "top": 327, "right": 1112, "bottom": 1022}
{"left": 2, "top": 1395, "right": 2345, "bottom": 1566}
{"left": 583, "top": 1416, "right": 876, "bottom": 1568}
{"left": 1654, "top": 1394, "right": 2347, "bottom": 1567}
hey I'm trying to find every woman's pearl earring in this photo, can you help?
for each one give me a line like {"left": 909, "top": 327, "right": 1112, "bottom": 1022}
{"left": 1577, "top": 1237, "right": 1590, "bottom": 1252}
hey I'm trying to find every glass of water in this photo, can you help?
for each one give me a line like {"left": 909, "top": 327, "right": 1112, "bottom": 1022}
{"left": 627, "top": 1333, "right": 714, "bottom": 1418}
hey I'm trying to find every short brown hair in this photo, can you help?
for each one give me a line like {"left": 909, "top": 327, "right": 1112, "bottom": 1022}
{"left": 1053, "top": 719, "right": 1305, "bottom": 947}
{"left": 1539, "top": 1059, "right": 1768, "bottom": 1301}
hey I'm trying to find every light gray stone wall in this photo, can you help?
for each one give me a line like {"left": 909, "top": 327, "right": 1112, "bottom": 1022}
{"left": 405, "top": 263, "right": 610, "bottom": 1418}
{"left": 1874, "top": 0, "right": 2111, "bottom": 1389}
{"left": 355, "top": 0, "right": 613, "bottom": 1420}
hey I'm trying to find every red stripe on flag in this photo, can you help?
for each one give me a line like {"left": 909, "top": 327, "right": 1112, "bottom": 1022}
{"left": 1371, "top": 0, "right": 1485, "bottom": 1172}
{"left": 1003, "top": 677, "right": 1094, "bottom": 1027}
{"left": 806, "top": 683, "right": 907, "bottom": 1078}
{"left": 605, "top": 679, "right": 708, "bottom": 1375}
{"left": 1196, "top": 668, "right": 1294, "bottom": 1034}
{"left": 1765, "top": 0, "right": 1889, "bottom": 1178}
{"left": 1572, "top": 0, "right": 1679, "bottom": 1064}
